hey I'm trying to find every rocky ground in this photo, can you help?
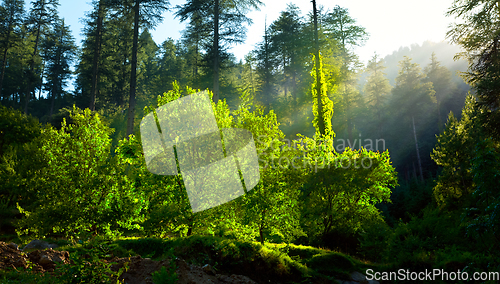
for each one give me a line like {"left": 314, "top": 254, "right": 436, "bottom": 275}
{"left": 0, "top": 241, "right": 70, "bottom": 272}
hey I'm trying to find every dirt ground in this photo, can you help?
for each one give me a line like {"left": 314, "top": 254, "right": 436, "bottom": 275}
{"left": 109, "top": 256, "right": 257, "bottom": 284}
{"left": 0, "top": 241, "right": 70, "bottom": 272}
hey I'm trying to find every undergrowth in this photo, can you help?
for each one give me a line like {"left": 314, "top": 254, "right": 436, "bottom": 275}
{"left": 0, "top": 235, "right": 378, "bottom": 284}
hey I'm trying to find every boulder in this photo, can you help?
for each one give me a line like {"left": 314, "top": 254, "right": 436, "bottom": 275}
{"left": 22, "top": 240, "right": 58, "bottom": 252}
{"left": 27, "top": 249, "right": 70, "bottom": 271}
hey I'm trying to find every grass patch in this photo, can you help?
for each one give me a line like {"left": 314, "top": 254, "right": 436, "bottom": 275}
{"left": 0, "top": 235, "right": 380, "bottom": 283}
{"left": 115, "top": 235, "right": 374, "bottom": 283}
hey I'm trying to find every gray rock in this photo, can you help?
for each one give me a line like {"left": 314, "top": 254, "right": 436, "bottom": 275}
{"left": 22, "top": 240, "right": 58, "bottom": 251}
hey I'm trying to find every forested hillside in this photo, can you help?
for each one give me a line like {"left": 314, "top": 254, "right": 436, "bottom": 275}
{"left": 1, "top": 0, "right": 500, "bottom": 283}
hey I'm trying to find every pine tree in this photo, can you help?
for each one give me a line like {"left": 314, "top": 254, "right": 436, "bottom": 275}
{"left": 446, "top": 0, "right": 500, "bottom": 139}
{"left": 364, "top": 53, "right": 391, "bottom": 134}
{"left": 89, "top": 0, "right": 107, "bottom": 111}
{"left": 136, "top": 29, "right": 161, "bottom": 112}
{"left": 126, "top": 0, "right": 168, "bottom": 136}
{"left": 268, "top": 4, "right": 303, "bottom": 105}
{"left": 391, "top": 56, "right": 435, "bottom": 182}
{"left": 423, "top": 52, "right": 456, "bottom": 129}
{"left": 24, "top": 0, "right": 59, "bottom": 113}
{"left": 323, "top": 5, "right": 367, "bottom": 142}
{"left": 41, "top": 18, "right": 76, "bottom": 118}
{"left": 176, "top": 0, "right": 262, "bottom": 103}
{"left": 179, "top": 4, "right": 210, "bottom": 89}
{"left": 76, "top": 1, "right": 133, "bottom": 110}
{"left": 254, "top": 17, "right": 276, "bottom": 108}
{"left": 0, "top": 0, "right": 25, "bottom": 99}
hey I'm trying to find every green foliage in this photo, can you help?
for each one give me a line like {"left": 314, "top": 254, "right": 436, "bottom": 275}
{"left": 384, "top": 207, "right": 466, "bottom": 269}
{"left": 431, "top": 96, "right": 478, "bottom": 208}
{"left": 323, "top": 5, "right": 368, "bottom": 51}
{"left": 0, "top": 106, "right": 42, "bottom": 231}
{"left": 392, "top": 56, "right": 436, "bottom": 119}
{"left": 232, "top": 95, "right": 306, "bottom": 244}
{"left": 40, "top": 17, "right": 77, "bottom": 118}
{"left": 0, "top": 268, "right": 55, "bottom": 284}
{"left": 115, "top": 132, "right": 189, "bottom": 238}
{"left": 306, "top": 253, "right": 353, "bottom": 279}
{"left": 462, "top": 136, "right": 500, "bottom": 241}
{"left": 357, "top": 218, "right": 392, "bottom": 261}
{"left": 310, "top": 53, "right": 334, "bottom": 138}
{"left": 446, "top": 0, "right": 500, "bottom": 138}
{"left": 16, "top": 106, "right": 146, "bottom": 240}
{"left": 53, "top": 250, "right": 124, "bottom": 284}
{"left": 298, "top": 134, "right": 397, "bottom": 245}
{"left": 152, "top": 265, "right": 177, "bottom": 284}
{"left": 364, "top": 53, "right": 391, "bottom": 128}
{"left": 0, "top": 105, "right": 41, "bottom": 157}
{"left": 119, "top": 236, "right": 314, "bottom": 283}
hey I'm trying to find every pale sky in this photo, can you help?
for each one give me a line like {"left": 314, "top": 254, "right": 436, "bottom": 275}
{"left": 56, "top": 0, "right": 457, "bottom": 67}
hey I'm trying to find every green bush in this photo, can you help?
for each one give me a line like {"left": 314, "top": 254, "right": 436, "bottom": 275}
{"left": 306, "top": 252, "right": 354, "bottom": 279}
{"left": 53, "top": 249, "right": 124, "bottom": 284}
{"left": 384, "top": 207, "right": 465, "bottom": 269}
{"left": 0, "top": 106, "right": 41, "bottom": 233}
{"left": 358, "top": 218, "right": 392, "bottom": 261}
{"left": 15, "top": 106, "right": 146, "bottom": 240}
{"left": 152, "top": 265, "right": 177, "bottom": 284}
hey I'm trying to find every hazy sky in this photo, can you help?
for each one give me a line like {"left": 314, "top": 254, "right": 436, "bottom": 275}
{"left": 53, "top": 0, "right": 457, "bottom": 65}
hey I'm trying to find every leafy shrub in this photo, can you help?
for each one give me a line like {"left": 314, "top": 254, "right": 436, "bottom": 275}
{"left": 152, "top": 265, "right": 178, "bottom": 284}
{"left": 53, "top": 249, "right": 124, "bottom": 284}
{"left": 305, "top": 253, "right": 354, "bottom": 279}
{"left": 0, "top": 106, "right": 41, "bottom": 233}
{"left": 358, "top": 217, "right": 392, "bottom": 261}
{"left": 298, "top": 135, "right": 398, "bottom": 250}
{"left": 15, "top": 106, "right": 146, "bottom": 240}
{"left": 116, "top": 238, "right": 167, "bottom": 259}
{"left": 384, "top": 207, "right": 465, "bottom": 269}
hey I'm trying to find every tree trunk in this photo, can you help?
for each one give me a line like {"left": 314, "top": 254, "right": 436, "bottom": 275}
{"left": 250, "top": 62, "right": 255, "bottom": 98}
{"left": 212, "top": 0, "right": 219, "bottom": 103}
{"left": 312, "top": 0, "right": 324, "bottom": 136}
{"left": 126, "top": 0, "right": 140, "bottom": 137}
{"left": 283, "top": 56, "right": 287, "bottom": 98}
{"left": 49, "top": 80, "right": 56, "bottom": 118}
{"left": 264, "top": 18, "right": 270, "bottom": 108}
{"left": 259, "top": 225, "right": 264, "bottom": 245}
{"left": 24, "top": 23, "right": 42, "bottom": 114}
{"left": 187, "top": 218, "right": 193, "bottom": 236}
{"left": 50, "top": 36, "right": 62, "bottom": 119}
{"left": 90, "top": 0, "right": 105, "bottom": 111}
{"left": 0, "top": 27, "right": 12, "bottom": 99}
{"left": 412, "top": 116, "right": 424, "bottom": 182}
{"left": 38, "top": 60, "right": 44, "bottom": 100}
{"left": 344, "top": 85, "right": 353, "bottom": 143}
